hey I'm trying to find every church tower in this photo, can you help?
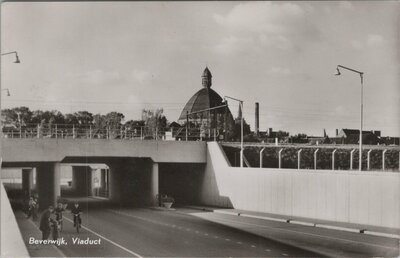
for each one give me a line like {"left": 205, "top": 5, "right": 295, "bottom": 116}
{"left": 202, "top": 67, "right": 212, "bottom": 88}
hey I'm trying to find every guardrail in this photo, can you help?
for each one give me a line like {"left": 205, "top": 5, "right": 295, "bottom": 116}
{"left": 2, "top": 123, "right": 223, "bottom": 141}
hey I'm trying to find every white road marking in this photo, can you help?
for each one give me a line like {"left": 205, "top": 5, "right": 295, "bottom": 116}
{"left": 206, "top": 215, "right": 398, "bottom": 251}
{"left": 64, "top": 217, "right": 143, "bottom": 258}
{"left": 251, "top": 245, "right": 256, "bottom": 248}
{"left": 265, "top": 249, "right": 271, "bottom": 252}
{"left": 237, "top": 241, "right": 242, "bottom": 244}
{"left": 204, "top": 233, "right": 208, "bottom": 236}
{"left": 282, "top": 253, "right": 288, "bottom": 256}
{"left": 28, "top": 220, "right": 66, "bottom": 257}
{"left": 225, "top": 238, "right": 230, "bottom": 241}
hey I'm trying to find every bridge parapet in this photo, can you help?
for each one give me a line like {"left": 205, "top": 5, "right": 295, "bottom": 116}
{"left": 1, "top": 138, "right": 206, "bottom": 164}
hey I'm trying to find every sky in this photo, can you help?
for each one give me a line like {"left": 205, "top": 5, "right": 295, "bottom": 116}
{"left": 1, "top": 1, "right": 399, "bottom": 137}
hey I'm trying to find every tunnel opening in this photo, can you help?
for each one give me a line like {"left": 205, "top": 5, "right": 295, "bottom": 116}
{"left": 60, "top": 164, "right": 110, "bottom": 199}
{"left": 159, "top": 163, "right": 205, "bottom": 206}
{"left": 58, "top": 164, "right": 111, "bottom": 210}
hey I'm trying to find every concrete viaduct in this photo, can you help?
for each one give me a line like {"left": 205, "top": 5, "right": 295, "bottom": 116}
{"left": 1, "top": 138, "right": 207, "bottom": 209}
{"left": 2, "top": 139, "right": 399, "bottom": 229}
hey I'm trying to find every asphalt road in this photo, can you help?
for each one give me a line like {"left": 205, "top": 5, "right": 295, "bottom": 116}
{"left": 21, "top": 207, "right": 399, "bottom": 257}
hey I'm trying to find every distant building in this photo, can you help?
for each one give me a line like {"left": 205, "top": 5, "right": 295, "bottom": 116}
{"left": 178, "top": 67, "right": 234, "bottom": 140}
{"left": 332, "top": 128, "right": 381, "bottom": 145}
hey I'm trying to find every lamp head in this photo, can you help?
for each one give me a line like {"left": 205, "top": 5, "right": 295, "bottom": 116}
{"left": 334, "top": 67, "right": 341, "bottom": 76}
{"left": 14, "top": 54, "right": 20, "bottom": 63}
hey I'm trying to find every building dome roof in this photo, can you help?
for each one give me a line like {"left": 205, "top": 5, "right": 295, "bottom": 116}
{"left": 178, "top": 87, "right": 224, "bottom": 120}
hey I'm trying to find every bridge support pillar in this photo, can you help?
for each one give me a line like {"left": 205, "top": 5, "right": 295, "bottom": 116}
{"left": 72, "top": 166, "right": 92, "bottom": 196}
{"left": 36, "top": 163, "right": 61, "bottom": 210}
{"left": 108, "top": 159, "right": 159, "bottom": 206}
{"left": 151, "top": 162, "right": 159, "bottom": 207}
{"left": 108, "top": 164, "right": 122, "bottom": 203}
{"left": 22, "top": 168, "right": 33, "bottom": 198}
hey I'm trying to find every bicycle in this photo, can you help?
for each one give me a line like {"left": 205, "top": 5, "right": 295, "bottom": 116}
{"left": 73, "top": 213, "right": 81, "bottom": 233}
{"left": 57, "top": 218, "right": 63, "bottom": 232}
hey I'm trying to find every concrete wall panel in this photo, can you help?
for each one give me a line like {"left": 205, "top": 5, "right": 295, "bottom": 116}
{"left": 2, "top": 139, "right": 206, "bottom": 164}
{"left": 199, "top": 143, "right": 400, "bottom": 228}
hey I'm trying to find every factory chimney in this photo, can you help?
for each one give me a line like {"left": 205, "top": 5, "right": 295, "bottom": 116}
{"left": 255, "top": 102, "right": 259, "bottom": 135}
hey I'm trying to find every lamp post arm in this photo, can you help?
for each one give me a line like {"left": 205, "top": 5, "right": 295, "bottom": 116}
{"left": 224, "top": 95, "right": 243, "bottom": 104}
{"left": 1, "top": 51, "right": 18, "bottom": 56}
{"left": 337, "top": 65, "right": 363, "bottom": 76}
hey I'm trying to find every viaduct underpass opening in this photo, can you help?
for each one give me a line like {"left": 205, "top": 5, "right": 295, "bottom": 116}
{"left": 2, "top": 157, "right": 206, "bottom": 210}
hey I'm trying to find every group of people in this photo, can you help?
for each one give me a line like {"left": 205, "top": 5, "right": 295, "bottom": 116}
{"left": 39, "top": 202, "right": 82, "bottom": 240}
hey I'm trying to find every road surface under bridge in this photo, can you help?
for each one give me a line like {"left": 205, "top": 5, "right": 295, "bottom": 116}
{"left": 15, "top": 206, "right": 399, "bottom": 257}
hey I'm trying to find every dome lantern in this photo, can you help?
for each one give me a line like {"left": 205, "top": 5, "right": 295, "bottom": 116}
{"left": 202, "top": 67, "right": 212, "bottom": 88}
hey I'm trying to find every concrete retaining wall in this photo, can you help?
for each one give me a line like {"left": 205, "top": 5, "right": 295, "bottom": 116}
{"left": 1, "top": 182, "right": 30, "bottom": 257}
{"left": 199, "top": 142, "right": 400, "bottom": 228}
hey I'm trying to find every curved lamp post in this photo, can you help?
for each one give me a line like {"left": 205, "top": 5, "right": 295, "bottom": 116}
{"left": 1, "top": 51, "right": 20, "bottom": 63}
{"left": 335, "top": 65, "right": 364, "bottom": 171}
{"left": 1, "top": 51, "right": 20, "bottom": 154}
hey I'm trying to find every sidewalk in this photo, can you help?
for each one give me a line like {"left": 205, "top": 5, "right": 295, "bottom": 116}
{"left": 14, "top": 211, "right": 65, "bottom": 257}
{"left": 186, "top": 205, "right": 400, "bottom": 240}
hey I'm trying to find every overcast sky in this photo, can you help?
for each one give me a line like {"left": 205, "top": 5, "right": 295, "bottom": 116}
{"left": 1, "top": 1, "right": 399, "bottom": 136}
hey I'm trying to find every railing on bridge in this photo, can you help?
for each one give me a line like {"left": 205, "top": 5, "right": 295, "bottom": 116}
{"left": 1, "top": 123, "right": 222, "bottom": 142}
{"left": 222, "top": 143, "right": 400, "bottom": 172}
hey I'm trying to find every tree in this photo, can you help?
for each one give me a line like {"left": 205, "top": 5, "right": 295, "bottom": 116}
{"left": 105, "top": 112, "right": 125, "bottom": 139}
{"left": 92, "top": 114, "right": 107, "bottom": 138}
{"left": 142, "top": 108, "right": 168, "bottom": 139}
{"left": 74, "top": 111, "right": 94, "bottom": 125}
{"left": 124, "top": 120, "right": 145, "bottom": 138}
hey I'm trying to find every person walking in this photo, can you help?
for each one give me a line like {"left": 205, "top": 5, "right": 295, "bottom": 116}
{"left": 32, "top": 197, "right": 39, "bottom": 220}
{"left": 39, "top": 206, "right": 55, "bottom": 240}
{"left": 54, "top": 202, "right": 65, "bottom": 232}
{"left": 26, "top": 197, "right": 34, "bottom": 219}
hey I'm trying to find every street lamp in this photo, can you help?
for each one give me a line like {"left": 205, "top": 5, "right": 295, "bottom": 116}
{"left": 1, "top": 51, "right": 20, "bottom": 63}
{"left": 335, "top": 64, "right": 364, "bottom": 171}
{"left": 2, "top": 89, "right": 10, "bottom": 96}
{"left": 224, "top": 95, "right": 244, "bottom": 168}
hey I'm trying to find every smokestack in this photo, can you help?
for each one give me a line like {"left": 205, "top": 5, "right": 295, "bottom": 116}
{"left": 255, "top": 102, "right": 259, "bottom": 135}
{"left": 336, "top": 129, "right": 338, "bottom": 136}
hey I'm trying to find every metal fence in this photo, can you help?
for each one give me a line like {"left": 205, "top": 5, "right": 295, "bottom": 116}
{"left": 1, "top": 123, "right": 223, "bottom": 141}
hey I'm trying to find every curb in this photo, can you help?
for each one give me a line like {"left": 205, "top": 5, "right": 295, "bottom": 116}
{"left": 186, "top": 206, "right": 400, "bottom": 240}
{"left": 289, "top": 220, "right": 316, "bottom": 227}
{"left": 314, "top": 224, "right": 360, "bottom": 233}
{"left": 363, "top": 231, "right": 400, "bottom": 239}
{"left": 237, "top": 213, "right": 288, "bottom": 223}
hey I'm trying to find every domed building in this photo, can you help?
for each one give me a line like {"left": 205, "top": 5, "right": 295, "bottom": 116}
{"left": 178, "top": 67, "right": 234, "bottom": 140}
